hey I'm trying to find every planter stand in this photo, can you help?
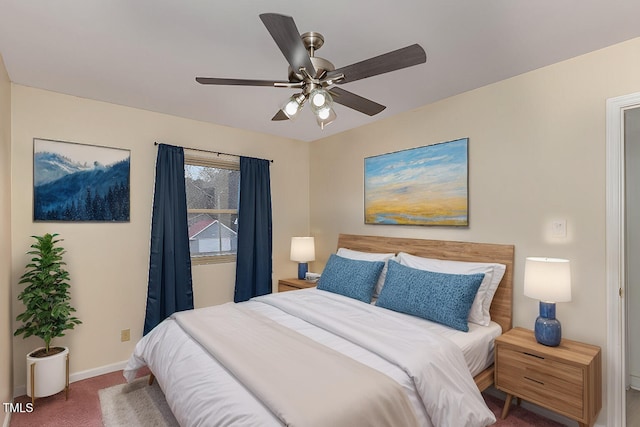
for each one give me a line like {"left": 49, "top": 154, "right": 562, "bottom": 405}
{"left": 28, "top": 350, "right": 70, "bottom": 406}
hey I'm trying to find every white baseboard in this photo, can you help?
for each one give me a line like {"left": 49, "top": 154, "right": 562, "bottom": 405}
{"left": 13, "top": 359, "right": 128, "bottom": 398}
{"left": 630, "top": 375, "right": 640, "bottom": 391}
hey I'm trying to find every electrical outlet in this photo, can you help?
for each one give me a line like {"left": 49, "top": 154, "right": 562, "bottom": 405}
{"left": 121, "top": 329, "right": 130, "bottom": 342}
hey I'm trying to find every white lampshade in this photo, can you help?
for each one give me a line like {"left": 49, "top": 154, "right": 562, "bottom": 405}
{"left": 290, "top": 237, "right": 315, "bottom": 262}
{"left": 524, "top": 257, "right": 572, "bottom": 303}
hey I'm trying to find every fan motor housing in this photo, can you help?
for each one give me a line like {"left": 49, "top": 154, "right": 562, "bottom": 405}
{"left": 288, "top": 31, "right": 334, "bottom": 82}
{"left": 289, "top": 56, "right": 335, "bottom": 82}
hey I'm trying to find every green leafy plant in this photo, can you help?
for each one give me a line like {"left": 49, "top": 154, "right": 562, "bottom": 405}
{"left": 14, "top": 233, "right": 81, "bottom": 356}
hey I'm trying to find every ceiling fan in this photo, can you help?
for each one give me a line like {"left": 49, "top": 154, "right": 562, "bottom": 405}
{"left": 196, "top": 13, "right": 427, "bottom": 129}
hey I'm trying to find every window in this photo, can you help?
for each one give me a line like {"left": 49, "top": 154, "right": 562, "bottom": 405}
{"left": 184, "top": 155, "right": 240, "bottom": 264}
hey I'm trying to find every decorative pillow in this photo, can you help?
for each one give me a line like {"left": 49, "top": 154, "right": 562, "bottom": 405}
{"left": 397, "top": 252, "right": 506, "bottom": 326}
{"left": 336, "top": 248, "right": 396, "bottom": 298}
{"left": 317, "top": 254, "right": 385, "bottom": 303}
{"left": 377, "top": 260, "right": 484, "bottom": 332}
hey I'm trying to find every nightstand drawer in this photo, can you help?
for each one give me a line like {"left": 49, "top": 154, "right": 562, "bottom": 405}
{"left": 494, "top": 328, "right": 601, "bottom": 426}
{"left": 277, "top": 278, "right": 316, "bottom": 293}
{"left": 278, "top": 284, "right": 301, "bottom": 292}
{"left": 496, "top": 347, "right": 584, "bottom": 419}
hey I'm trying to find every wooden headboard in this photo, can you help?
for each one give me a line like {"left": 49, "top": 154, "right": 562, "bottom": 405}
{"left": 337, "top": 234, "right": 515, "bottom": 333}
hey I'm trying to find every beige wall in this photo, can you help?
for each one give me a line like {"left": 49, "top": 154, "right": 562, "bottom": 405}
{"left": 10, "top": 86, "right": 310, "bottom": 391}
{"left": 309, "top": 36, "right": 640, "bottom": 424}
{"left": 6, "top": 33, "right": 640, "bottom": 422}
{"left": 0, "top": 55, "right": 12, "bottom": 425}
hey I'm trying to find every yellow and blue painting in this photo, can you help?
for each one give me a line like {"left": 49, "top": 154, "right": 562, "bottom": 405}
{"left": 365, "top": 138, "right": 468, "bottom": 226}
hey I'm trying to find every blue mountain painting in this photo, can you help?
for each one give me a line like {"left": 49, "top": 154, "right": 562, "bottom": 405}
{"left": 34, "top": 152, "right": 130, "bottom": 221}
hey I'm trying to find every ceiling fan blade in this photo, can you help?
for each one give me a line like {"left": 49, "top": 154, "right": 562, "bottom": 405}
{"left": 259, "top": 13, "right": 316, "bottom": 77}
{"left": 196, "top": 77, "right": 290, "bottom": 86}
{"left": 327, "top": 44, "right": 426, "bottom": 84}
{"left": 271, "top": 110, "right": 289, "bottom": 121}
{"left": 329, "top": 87, "right": 386, "bottom": 116}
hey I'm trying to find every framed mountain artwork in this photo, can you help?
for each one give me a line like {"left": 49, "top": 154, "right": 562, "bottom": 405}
{"left": 364, "top": 138, "right": 469, "bottom": 226}
{"left": 33, "top": 138, "right": 130, "bottom": 222}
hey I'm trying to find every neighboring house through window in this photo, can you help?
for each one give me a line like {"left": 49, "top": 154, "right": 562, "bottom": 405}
{"left": 184, "top": 154, "right": 239, "bottom": 264}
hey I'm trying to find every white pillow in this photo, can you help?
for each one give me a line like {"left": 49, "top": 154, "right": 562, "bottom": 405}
{"left": 396, "top": 252, "right": 506, "bottom": 326}
{"left": 336, "top": 248, "right": 396, "bottom": 298}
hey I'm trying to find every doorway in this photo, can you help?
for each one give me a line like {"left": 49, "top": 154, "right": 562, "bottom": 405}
{"left": 606, "top": 91, "right": 640, "bottom": 427}
{"left": 625, "top": 107, "right": 640, "bottom": 425}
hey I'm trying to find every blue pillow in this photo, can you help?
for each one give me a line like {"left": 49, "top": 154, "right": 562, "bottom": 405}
{"left": 317, "top": 254, "right": 385, "bottom": 303}
{"left": 376, "top": 260, "right": 484, "bottom": 332}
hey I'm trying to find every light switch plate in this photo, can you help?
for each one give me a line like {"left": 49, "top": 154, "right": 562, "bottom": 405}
{"left": 551, "top": 219, "right": 567, "bottom": 238}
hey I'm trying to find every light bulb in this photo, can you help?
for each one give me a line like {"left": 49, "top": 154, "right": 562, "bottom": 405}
{"left": 315, "top": 106, "right": 336, "bottom": 129}
{"left": 284, "top": 100, "right": 299, "bottom": 116}
{"left": 312, "top": 92, "right": 326, "bottom": 107}
{"left": 309, "top": 89, "right": 332, "bottom": 115}
{"left": 317, "top": 107, "right": 330, "bottom": 120}
{"left": 281, "top": 93, "right": 305, "bottom": 119}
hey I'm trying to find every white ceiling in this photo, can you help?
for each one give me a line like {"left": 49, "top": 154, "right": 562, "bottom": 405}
{"left": 1, "top": 1, "right": 640, "bottom": 142}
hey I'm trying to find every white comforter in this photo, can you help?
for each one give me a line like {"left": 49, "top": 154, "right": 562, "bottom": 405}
{"left": 124, "top": 289, "right": 496, "bottom": 427}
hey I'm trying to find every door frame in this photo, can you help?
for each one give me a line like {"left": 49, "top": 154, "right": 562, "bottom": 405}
{"left": 606, "top": 91, "right": 640, "bottom": 426}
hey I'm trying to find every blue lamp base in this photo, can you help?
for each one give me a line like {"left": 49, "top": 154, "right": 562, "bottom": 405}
{"left": 534, "top": 301, "right": 562, "bottom": 347}
{"left": 297, "top": 262, "right": 308, "bottom": 280}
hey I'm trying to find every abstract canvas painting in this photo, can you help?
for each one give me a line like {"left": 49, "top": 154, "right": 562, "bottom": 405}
{"left": 33, "top": 138, "right": 130, "bottom": 221}
{"left": 364, "top": 138, "right": 468, "bottom": 226}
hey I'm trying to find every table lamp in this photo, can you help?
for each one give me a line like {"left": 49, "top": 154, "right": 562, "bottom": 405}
{"left": 524, "top": 257, "right": 571, "bottom": 347}
{"left": 290, "top": 237, "right": 315, "bottom": 280}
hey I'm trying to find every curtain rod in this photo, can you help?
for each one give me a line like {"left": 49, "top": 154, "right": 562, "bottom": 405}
{"left": 153, "top": 142, "right": 273, "bottom": 163}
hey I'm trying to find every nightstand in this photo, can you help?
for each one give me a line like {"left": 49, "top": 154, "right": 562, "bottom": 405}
{"left": 277, "top": 278, "right": 317, "bottom": 292}
{"left": 494, "top": 327, "right": 601, "bottom": 427}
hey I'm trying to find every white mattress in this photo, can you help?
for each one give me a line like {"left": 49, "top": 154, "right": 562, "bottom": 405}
{"left": 125, "top": 288, "right": 499, "bottom": 427}
{"left": 409, "top": 312, "right": 502, "bottom": 377}
{"left": 366, "top": 295, "right": 502, "bottom": 376}
{"left": 272, "top": 288, "right": 501, "bottom": 376}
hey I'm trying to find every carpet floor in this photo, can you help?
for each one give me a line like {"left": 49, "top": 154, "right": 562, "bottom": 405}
{"left": 99, "top": 377, "right": 179, "bottom": 427}
{"left": 9, "top": 369, "right": 566, "bottom": 426}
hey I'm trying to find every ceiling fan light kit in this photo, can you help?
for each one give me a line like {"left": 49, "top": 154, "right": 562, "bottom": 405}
{"left": 196, "top": 13, "right": 427, "bottom": 130}
{"left": 316, "top": 106, "right": 337, "bottom": 129}
{"left": 309, "top": 88, "right": 336, "bottom": 128}
{"left": 282, "top": 93, "right": 306, "bottom": 119}
{"left": 310, "top": 88, "right": 331, "bottom": 110}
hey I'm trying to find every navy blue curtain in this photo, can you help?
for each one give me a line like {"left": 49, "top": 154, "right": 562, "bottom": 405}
{"left": 234, "top": 156, "right": 273, "bottom": 302}
{"left": 143, "top": 144, "right": 193, "bottom": 335}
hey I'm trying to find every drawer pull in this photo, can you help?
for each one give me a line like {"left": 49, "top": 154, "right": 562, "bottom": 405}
{"left": 524, "top": 376, "right": 545, "bottom": 385}
{"left": 524, "top": 352, "right": 544, "bottom": 360}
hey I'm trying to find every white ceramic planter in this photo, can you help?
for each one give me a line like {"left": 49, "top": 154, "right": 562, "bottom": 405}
{"left": 26, "top": 346, "right": 68, "bottom": 398}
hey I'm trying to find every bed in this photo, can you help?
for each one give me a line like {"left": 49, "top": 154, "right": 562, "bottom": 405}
{"left": 124, "top": 233, "right": 514, "bottom": 427}
{"left": 335, "top": 234, "right": 515, "bottom": 392}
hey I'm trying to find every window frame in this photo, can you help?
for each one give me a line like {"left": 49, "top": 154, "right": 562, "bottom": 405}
{"left": 184, "top": 154, "right": 239, "bottom": 265}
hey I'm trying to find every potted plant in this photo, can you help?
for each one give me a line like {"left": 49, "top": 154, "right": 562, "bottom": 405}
{"left": 14, "top": 233, "right": 81, "bottom": 399}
